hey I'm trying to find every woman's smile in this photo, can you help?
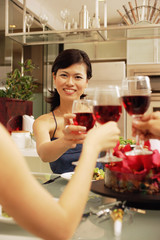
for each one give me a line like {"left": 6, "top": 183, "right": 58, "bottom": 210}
{"left": 63, "top": 88, "right": 76, "bottom": 95}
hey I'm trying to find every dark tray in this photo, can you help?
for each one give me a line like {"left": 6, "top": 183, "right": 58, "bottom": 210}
{"left": 91, "top": 180, "right": 160, "bottom": 210}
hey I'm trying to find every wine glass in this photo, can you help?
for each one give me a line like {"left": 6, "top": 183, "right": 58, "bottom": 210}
{"left": 60, "top": 9, "right": 70, "bottom": 29}
{"left": 93, "top": 85, "right": 122, "bottom": 163}
{"left": 25, "top": 14, "right": 34, "bottom": 32}
{"left": 121, "top": 76, "right": 152, "bottom": 156}
{"left": 72, "top": 99, "right": 96, "bottom": 132}
{"left": 39, "top": 14, "right": 48, "bottom": 31}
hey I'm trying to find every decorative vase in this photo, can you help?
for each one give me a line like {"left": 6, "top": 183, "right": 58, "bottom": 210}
{"left": 0, "top": 98, "right": 33, "bottom": 131}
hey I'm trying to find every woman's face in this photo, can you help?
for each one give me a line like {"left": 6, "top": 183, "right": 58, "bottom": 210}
{"left": 53, "top": 63, "right": 88, "bottom": 101}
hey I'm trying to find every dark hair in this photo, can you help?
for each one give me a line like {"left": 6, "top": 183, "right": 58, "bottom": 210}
{"left": 46, "top": 49, "right": 92, "bottom": 112}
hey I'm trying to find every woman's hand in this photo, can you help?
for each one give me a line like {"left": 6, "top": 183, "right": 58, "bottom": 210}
{"left": 84, "top": 121, "right": 120, "bottom": 153}
{"left": 132, "top": 111, "right": 160, "bottom": 140}
{"left": 63, "top": 114, "right": 87, "bottom": 148}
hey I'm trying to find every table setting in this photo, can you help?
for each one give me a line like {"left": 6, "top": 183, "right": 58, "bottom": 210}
{"left": 43, "top": 174, "right": 160, "bottom": 240}
{"left": 0, "top": 170, "right": 160, "bottom": 240}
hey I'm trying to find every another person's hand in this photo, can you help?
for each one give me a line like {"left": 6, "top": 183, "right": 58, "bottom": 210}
{"left": 63, "top": 113, "right": 87, "bottom": 148}
{"left": 132, "top": 111, "right": 160, "bottom": 140}
{"left": 84, "top": 121, "right": 120, "bottom": 153}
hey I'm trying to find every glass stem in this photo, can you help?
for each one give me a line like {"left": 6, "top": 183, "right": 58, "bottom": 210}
{"left": 105, "top": 149, "right": 113, "bottom": 162}
{"left": 136, "top": 132, "right": 140, "bottom": 146}
{"left": 133, "top": 115, "right": 143, "bottom": 151}
{"left": 135, "top": 133, "right": 143, "bottom": 149}
{"left": 63, "top": 20, "right": 67, "bottom": 29}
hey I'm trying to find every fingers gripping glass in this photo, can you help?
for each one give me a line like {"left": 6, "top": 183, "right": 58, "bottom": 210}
{"left": 93, "top": 85, "right": 122, "bottom": 163}
{"left": 72, "top": 99, "right": 96, "bottom": 132}
{"left": 121, "top": 76, "right": 152, "bottom": 156}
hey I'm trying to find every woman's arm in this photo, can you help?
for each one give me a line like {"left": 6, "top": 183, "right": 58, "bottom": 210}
{"left": 0, "top": 122, "right": 120, "bottom": 240}
{"left": 33, "top": 114, "right": 86, "bottom": 162}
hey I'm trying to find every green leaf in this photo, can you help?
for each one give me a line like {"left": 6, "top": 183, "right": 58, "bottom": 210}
{"left": 1, "top": 59, "right": 38, "bottom": 101}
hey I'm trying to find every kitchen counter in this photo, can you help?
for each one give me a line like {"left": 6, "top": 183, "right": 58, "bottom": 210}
{"left": 18, "top": 146, "right": 52, "bottom": 174}
{"left": 0, "top": 174, "right": 160, "bottom": 240}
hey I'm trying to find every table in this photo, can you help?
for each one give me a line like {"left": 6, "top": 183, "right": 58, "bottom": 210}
{"left": 0, "top": 174, "right": 160, "bottom": 240}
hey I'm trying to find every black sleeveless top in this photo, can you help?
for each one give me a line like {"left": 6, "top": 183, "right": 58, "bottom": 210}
{"left": 49, "top": 112, "right": 82, "bottom": 174}
{"left": 49, "top": 112, "right": 103, "bottom": 174}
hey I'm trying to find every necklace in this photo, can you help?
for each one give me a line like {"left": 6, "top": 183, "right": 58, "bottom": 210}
{"left": 56, "top": 108, "right": 64, "bottom": 115}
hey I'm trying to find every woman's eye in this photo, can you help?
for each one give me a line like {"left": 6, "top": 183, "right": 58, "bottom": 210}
{"left": 75, "top": 75, "right": 83, "bottom": 80}
{"left": 60, "top": 74, "right": 67, "bottom": 77}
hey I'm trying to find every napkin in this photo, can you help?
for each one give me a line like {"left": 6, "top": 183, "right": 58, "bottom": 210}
{"left": 150, "top": 139, "right": 160, "bottom": 153}
{"left": 22, "top": 115, "right": 35, "bottom": 133}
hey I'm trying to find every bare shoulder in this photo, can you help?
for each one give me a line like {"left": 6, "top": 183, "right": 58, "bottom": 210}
{"left": 35, "top": 112, "right": 54, "bottom": 123}
{"left": 33, "top": 112, "right": 54, "bottom": 131}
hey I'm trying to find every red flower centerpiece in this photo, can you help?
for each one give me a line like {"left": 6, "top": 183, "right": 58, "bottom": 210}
{"left": 104, "top": 141, "right": 160, "bottom": 194}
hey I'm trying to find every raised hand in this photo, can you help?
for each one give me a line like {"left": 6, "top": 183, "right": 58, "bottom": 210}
{"left": 63, "top": 113, "right": 87, "bottom": 148}
{"left": 132, "top": 111, "right": 160, "bottom": 140}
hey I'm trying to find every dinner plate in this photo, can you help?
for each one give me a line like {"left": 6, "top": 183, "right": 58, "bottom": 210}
{"left": 0, "top": 215, "right": 15, "bottom": 224}
{"left": 61, "top": 172, "right": 74, "bottom": 181}
{"left": 32, "top": 172, "right": 52, "bottom": 184}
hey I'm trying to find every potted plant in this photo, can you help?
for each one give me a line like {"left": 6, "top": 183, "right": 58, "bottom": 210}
{"left": 0, "top": 59, "right": 38, "bottom": 130}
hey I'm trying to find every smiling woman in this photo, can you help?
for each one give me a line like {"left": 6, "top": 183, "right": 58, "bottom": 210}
{"left": 33, "top": 49, "right": 101, "bottom": 174}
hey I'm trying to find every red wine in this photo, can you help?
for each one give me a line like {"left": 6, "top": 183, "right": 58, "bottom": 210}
{"left": 122, "top": 95, "right": 150, "bottom": 115}
{"left": 73, "top": 112, "right": 96, "bottom": 131}
{"left": 6, "top": 115, "right": 22, "bottom": 133}
{"left": 93, "top": 105, "right": 122, "bottom": 124}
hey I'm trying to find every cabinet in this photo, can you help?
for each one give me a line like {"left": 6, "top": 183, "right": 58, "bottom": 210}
{"left": 127, "top": 39, "right": 160, "bottom": 64}
{"left": 64, "top": 41, "right": 126, "bottom": 61}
